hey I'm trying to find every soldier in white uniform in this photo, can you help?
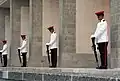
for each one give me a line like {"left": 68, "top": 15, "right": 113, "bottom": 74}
{"left": 0, "top": 40, "right": 8, "bottom": 67}
{"left": 91, "top": 11, "right": 109, "bottom": 69}
{"left": 18, "top": 35, "right": 27, "bottom": 67}
{"left": 46, "top": 26, "right": 57, "bottom": 68}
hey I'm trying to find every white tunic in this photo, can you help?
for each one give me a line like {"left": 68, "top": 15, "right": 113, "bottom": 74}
{"left": 92, "top": 19, "right": 108, "bottom": 43}
{"left": 0, "top": 44, "right": 8, "bottom": 55}
{"left": 46, "top": 32, "right": 57, "bottom": 49}
{"left": 18, "top": 40, "right": 27, "bottom": 53}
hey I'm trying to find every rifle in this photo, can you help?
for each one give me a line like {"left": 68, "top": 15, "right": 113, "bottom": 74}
{"left": 46, "top": 45, "right": 50, "bottom": 66}
{"left": 91, "top": 37, "right": 99, "bottom": 68}
{"left": 18, "top": 49, "right": 22, "bottom": 65}
{"left": 0, "top": 52, "right": 2, "bottom": 65}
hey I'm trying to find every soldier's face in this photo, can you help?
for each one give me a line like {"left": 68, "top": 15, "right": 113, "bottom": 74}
{"left": 22, "top": 37, "right": 25, "bottom": 40}
{"left": 97, "top": 15, "right": 104, "bottom": 20}
{"left": 49, "top": 29, "right": 54, "bottom": 33}
{"left": 3, "top": 42, "right": 6, "bottom": 45}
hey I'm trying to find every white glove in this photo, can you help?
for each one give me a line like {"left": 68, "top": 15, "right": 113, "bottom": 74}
{"left": 91, "top": 35, "right": 95, "bottom": 38}
{"left": 46, "top": 43, "right": 49, "bottom": 45}
{"left": 18, "top": 47, "right": 20, "bottom": 49}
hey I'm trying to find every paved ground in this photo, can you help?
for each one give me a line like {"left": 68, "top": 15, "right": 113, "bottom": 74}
{"left": 0, "top": 67, "right": 119, "bottom": 81}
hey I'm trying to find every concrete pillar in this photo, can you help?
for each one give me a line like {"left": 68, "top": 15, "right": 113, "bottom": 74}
{"left": 10, "top": 0, "right": 29, "bottom": 66}
{"left": 0, "top": 8, "right": 5, "bottom": 49}
{"left": 29, "top": 0, "right": 43, "bottom": 67}
{"left": 110, "top": 0, "right": 120, "bottom": 68}
{"left": 5, "top": 16, "right": 10, "bottom": 65}
{"left": 21, "top": 7, "right": 29, "bottom": 62}
{"left": 4, "top": 8, "right": 10, "bottom": 66}
{"left": 42, "top": 0, "right": 59, "bottom": 67}
{"left": 59, "top": 0, "right": 76, "bottom": 67}
{"left": 0, "top": 8, "right": 9, "bottom": 50}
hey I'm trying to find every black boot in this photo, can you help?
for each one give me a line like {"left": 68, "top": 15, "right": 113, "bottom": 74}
{"left": 98, "top": 66, "right": 107, "bottom": 69}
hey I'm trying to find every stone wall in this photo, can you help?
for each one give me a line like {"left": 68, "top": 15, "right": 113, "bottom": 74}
{"left": 0, "top": 8, "right": 9, "bottom": 49}
{"left": 110, "top": 0, "right": 120, "bottom": 68}
{"left": 5, "top": 13, "right": 10, "bottom": 65}
{"left": 0, "top": 8, "right": 5, "bottom": 49}
{"left": 76, "top": 0, "right": 110, "bottom": 53}
{"left": 21, "top": 7, "right": 29, "bottom": 62}
{"left": 59, "top": 0, "right": 76, "bottom": 67}
{"left": 29, "top": 0, "right": 45, "bottom": 67}
{"left": 10, "top": 0, "right": 29, "bottom": 66}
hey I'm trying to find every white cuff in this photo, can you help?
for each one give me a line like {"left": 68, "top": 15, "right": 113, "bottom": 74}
{"left": 91, "top": 35, "right": 95, "bottom": 38}
{"left": 46, "top": 43, "right": 49, "bottom": 45}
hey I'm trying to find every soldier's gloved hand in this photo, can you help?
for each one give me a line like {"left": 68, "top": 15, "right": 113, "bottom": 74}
{"left": 18, "top": 48, "right": 20, "bottom": 52}
{"left": 46, "top": 43, "right": 49, "bottom": 46}
{"left": 91, "top": 45, "right": 94, "bottom": 50}
{"left": 91, "top": 45, "right": 95, "bottom": 50}
{"left": 18, "top": 47, "right": 20, "bottom": 50}
{"left": 91, "top": 45, "right": 96, "bottom": 50}
{"left": 91, "top": 35, "right": 95, "bottom": 39}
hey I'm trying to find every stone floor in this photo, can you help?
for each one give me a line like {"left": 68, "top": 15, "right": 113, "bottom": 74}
{"left": 0, "top": 67, "right": 119, "bottom": 81}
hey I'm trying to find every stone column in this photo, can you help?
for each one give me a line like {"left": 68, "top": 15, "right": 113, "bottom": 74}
{"left": 0, "top": 8, "right": 5, "bottom": 49}
{"left": 42, "top": 0, "right": 60, "bottom": 67}
{"left": 10, "top": 0, "right": 29, "bottom": 66}
{"left": 59, "top": 0, "right": 76, "bottom": 67}
{"left": 21, "top": 7, "right": 29, "bottom": 62}
{"left": 29, "top": 0, "right": 43, "bottom": 67}
{"left": 110, "top": 0, "right": 120, "bottom": 68}
{"left": 5, "top": 15, "right": 10, "bottom": 65}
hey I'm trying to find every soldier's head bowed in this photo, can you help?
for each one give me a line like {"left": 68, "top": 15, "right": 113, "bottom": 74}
{"left": 2, "top": 40, "right": 7, "bottom": 44}
{"left": 48, "top": 26, "right": 54, "bottom": 33}
{"left": 21, "top": 35, "right": 26, "bottom": 40}
{"left": 95, "top": 11, "right": 104, "bottom": 21}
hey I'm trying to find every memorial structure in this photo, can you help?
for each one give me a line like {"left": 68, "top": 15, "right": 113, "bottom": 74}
{"left": 0, "top": 0, "right": 118, "bottom": 69}
{"left": 0, "top": 0, "right": 119, "bottom": 81}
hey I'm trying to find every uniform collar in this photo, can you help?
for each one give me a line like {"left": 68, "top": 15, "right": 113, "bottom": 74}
{"left": 52, "top": 32, "right": 55, "bottom": 34}
{"left": 23, "top": 39, "right": 26, "bottom": 41}
{"left": 100, "top": 19, "right": 105, "bottom": 22}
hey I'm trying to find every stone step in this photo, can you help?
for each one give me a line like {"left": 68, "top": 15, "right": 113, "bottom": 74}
{"left": 0, "top": 67, "right": 119, "bottom": 81}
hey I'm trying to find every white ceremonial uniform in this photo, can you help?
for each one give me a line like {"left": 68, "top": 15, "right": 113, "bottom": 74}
{"left": 91, "top": 19, "right": 108, "bottom": 43}
{"left": 46, "top": 32, "right": 57, "bottom": 49}
{"left": 18, "top": 40, "right": 27, "bottom": 53}
{"left": 0, "top": 44, "right": 8, "bottom": 55}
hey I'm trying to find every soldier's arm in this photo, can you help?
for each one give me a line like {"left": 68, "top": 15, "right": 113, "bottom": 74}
{"left": 19, "top": 41, "right": 27, "bottom": 50}
{"left": 0, "top": 45, "right": 7, "bottom": 53}
{"left": 94, "top": 22, "right": 107, "bottom": 38}
{"left": 48, "top": 33, "right": 57, "bottom": 45}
